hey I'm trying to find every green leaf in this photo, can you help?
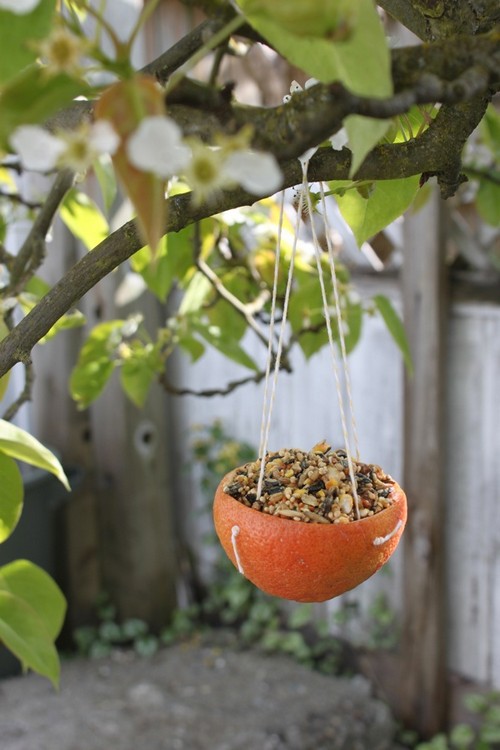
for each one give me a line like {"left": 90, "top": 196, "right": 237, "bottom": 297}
{"left": 0, "top": 560, "right": 66, "bottom": 641}
{"left": 476, "top": 179, "right": 500, "bottom": 227}
{"left": 0, "top": 371, "right": 10, "bottom": 402}
{"left": 481, "top": 103, "right": 500, "bottom": 160}
{"left": 373, "top": 295, "right": 413, "bottom": 375}
{"left": 178, "top": 334, "right": 205, "bottom": 362}
{"left": 0, "top": 453, "right": 23, "bottom": 543}
{"left": 69, "top": 320, "right": 125, "bottom": 408}
{"left": 0, "top": 589, "right": 60, "bottom": 687}
{"left": 0, "top": 320, "right": 10, "bottom": 401}
{"left": 463, "top": 693, "right": 489, "bottom": 714}
{"left": 0, "top": 66, "right": 84, "bottom": 149}
{"left": 41, "top": 310, "right": 86, "bottom": 342}
{"left": 0, "top": 419, "right": 69, "bottom": 490}
{"left": 120, "top": 346, "right": 162, "bottom": 408}
{"left": 237, "top": 0, "right": 391, "bottom": 96}
{"left": 19, "top": 283, "right": 86, "bottom": 342}
{"left": 343, "top": 298, "right": 363, "bottom": 354}
{"left": 449, "top": 723, "right": 475, "bottom": 748}
{"left": 179, "top": 272, "right": 213, "bottom": 315}
{"left": 0, "top": 0, "right": 56, "bottom": 84}
{"left": 131, "top": 225, "right": 197, "bottom": 302}
{"left": 60, "top": 189, "right": 110, "bottom": 250}
{"left": 288, "top": 603, "right": 314, "bottom": 629}
{"left": 345, "top": 116, "right": 390, "bottom": 176}
{"left": 332, "top": 176, "right": 420, "bottom": 246}
{"left": 93, "top": 155, "right": 117, "bottom": 215}
{"left": 480, "top": 727, "right": 500, "bottom": 743}
{"left": 192, "top": 320, "right": 259, "bottom": 371}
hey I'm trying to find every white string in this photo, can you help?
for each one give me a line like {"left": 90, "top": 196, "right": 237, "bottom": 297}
{"left": 231, "top": 525, "right": 245, "bottom": 573}
{"left": 258, "top": 192, "right": 285, "bottom": 459}
{"left": 302, "top": 171, "right": 360, "bottom": 520}
{"left": 373, "top": 520, "right": 403, "bottom": 546}
{"left": 256, "top": 189, "right": 304, "bottom": 501}
{"left": 319, "top": 181, "right": 361, "bottom": 461}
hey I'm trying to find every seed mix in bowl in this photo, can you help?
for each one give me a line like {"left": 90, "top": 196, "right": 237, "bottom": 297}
{"left": 223, "top": 441, "right": 398, "bottom": 525}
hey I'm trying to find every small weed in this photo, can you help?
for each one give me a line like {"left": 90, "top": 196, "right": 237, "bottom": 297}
{"left": 413, "top": 692, "right": 500, "bottom": 750}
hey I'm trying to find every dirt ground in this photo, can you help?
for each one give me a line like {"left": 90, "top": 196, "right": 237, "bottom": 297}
{"left": 0, "top": 634, "right": 402, "bottom": 750}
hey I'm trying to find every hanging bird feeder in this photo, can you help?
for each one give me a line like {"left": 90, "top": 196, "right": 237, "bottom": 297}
{"left": 212, "top": 166, "right": 407, "bottom": 603}
{"left": 214, "top": 445, "right": 407, "bottom": 602}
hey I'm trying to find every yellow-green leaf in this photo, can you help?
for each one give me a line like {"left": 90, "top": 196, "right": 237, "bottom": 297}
{"left": 373, "top": 294, "right": 413, "bottom": 375}
{"left": 332, "top": 176, "right": 420, "bottom": 246}
{"left": 345, "top": 116, "right": 390, "bottom": 176}
{"left": 0, "top": 453, "right": 23, "bottom": 544}
{"left": 0, "top": 0, "right": 56, "bottom": 85}
{"left": 0, "top": 589, "right": 61, "bottom": 687}
{"left": 60, "top": 189, "right": 110, "bottom": 250}
{"left": 0, "top": 560, "right": 66, "bottom": 640}
{"left": 237, "top": 0, "right": 391, "bottom": 96}
{"left": 0, "top": 420, "right": 69, "bottom": 490}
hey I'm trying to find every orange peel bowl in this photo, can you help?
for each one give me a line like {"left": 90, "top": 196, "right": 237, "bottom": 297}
{"left": 214, "top": 468, "right": 407, "bottom": 602}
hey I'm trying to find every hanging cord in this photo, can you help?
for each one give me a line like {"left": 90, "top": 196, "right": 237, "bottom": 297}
{"left": 319, "top": 181, "right": 361, "bottom": 461}
{"left": 256, "top": 189, "right": 305, "bottom": 501}
{"left": 302, "top": 171, "right": 360, "bottom": 520}
{"left": 258, "top": 191, "right": 286, "bottom": 460}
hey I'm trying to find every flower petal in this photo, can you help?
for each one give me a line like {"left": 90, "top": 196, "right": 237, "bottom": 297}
{"left": 330, "top": 127, "right": 349, "bottom": 151}
{"left": 224, "top": 150, "right": 283, "bottom": 195}
{"left": 298, "top": 147, "right": 317, "bottom": 169}
{"left": 10, "top": 125, "right": 65, "bottom": 171}
{"left": 126, "top": 116, "right": 190, "bottom": 178}
{"left": 90, "top": 120, "right": 120, "bottom": 156}
{"left": 0, "top": 0, "right": 40, "bottom": 13}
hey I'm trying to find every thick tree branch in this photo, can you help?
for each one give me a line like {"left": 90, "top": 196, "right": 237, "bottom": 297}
{"left": 0, "top": 98, "right": 489, "bottom": 381}
{"left": 378, "top": 0, "right": 430, "bottom": 39}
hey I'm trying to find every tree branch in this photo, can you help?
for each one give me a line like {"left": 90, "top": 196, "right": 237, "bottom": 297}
{"left": 159, "top": 368, "right": 267, "bottom": 397}
{"left": 196, "top": 255, "right": 270, "bottom": 348}
{"left": 8, "top": 169, "right": 75, "bottom": 292}
{"left": 377, "top": 0, "right": 430, "bottom": 39}
{"left": 0, "top": 88, "right": 492, "bottom": 382}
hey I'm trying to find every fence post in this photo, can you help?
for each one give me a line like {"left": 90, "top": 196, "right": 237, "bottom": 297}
{"left": 400, "top": 190, "right": 448, "bottom": 735}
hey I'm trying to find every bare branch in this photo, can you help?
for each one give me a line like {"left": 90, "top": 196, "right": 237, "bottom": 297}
{"left": 196, "top": 255, "right": 270, "bottom": 348}
{"left": 1, "top": 360, "right": 34, "bottom": 421}
{"left": 159, "top": 369, "right": 267, "bottom": 397}
{"left": 0, "top": 190, "right": 43, "bottom": 210}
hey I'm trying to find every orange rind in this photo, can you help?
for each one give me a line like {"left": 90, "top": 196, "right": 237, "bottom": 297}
{"left": 214, "top": 468, "right": 407, "bottom": 602}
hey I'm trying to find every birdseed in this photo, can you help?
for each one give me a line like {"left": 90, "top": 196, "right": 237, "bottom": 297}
{"left": 223, "top": 442, "right": 398, "bottom": 524}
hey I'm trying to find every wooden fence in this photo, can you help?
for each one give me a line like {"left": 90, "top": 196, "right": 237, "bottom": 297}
{"left": 171, "top": 274, "right": 500, "bottom": 693}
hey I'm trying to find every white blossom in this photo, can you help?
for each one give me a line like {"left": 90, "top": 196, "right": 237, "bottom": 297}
{"left": 10, "top": 126, "right": 66, "bottom": 171}
{"left": 182, "top": 140, "right": 231, "bottom": 204}
{"left": 0, "top": 0, "right": 40, "bottom": 13}
{"left": 126, "top": 116, "right": 190, "bottom": 178}
{"left": 224, "top": 150, "right": 282, "bottom": 195}
{"left": 88, "top": 120, "right": 120, "bottom": 155}
{"left": 10, "top": 120, "right": 120, "bottom": 173}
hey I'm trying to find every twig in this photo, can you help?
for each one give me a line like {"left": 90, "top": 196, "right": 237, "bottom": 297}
{"left": 0, "top": 190, "right": 43, "bottom": 210}
{"left": 196, "top": 255, "right": 270, "bottom": 348}
{"left": 159, "top": 369, "right": 267, "bottom": 397}
{"left": 141, "top": 16, "right": 233, "bottom": 84}
{"left": 9, "top": 169, "right": 75, "bottom": 292}
{"left": 463, "top": 164, "right": 500, "bottom": 186}
{"left": 1, "top": 360, "right": 34, "bottom": 421}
